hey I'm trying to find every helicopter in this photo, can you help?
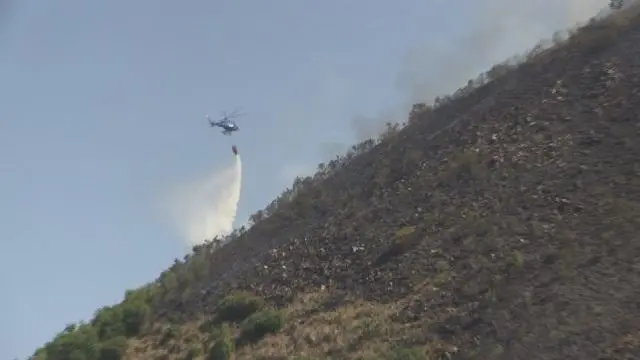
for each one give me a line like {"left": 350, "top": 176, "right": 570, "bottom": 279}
{"left": 610, "top": 0, "right": 624, "bottom": 9}
{"left": 206, "top": 109, "right": 243, "bottom": 135}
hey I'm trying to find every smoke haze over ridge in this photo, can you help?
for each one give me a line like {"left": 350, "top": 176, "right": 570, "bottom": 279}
{"left": 347, "top": 0, "right": 617, "bottom": 143}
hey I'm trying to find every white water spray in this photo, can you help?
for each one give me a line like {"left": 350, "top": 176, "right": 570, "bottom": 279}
{"left": 168, "top": 154, "right": 242, "bottom": 246}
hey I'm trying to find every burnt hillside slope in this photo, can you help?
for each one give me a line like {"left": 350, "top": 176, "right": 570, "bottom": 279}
{"left": 32, "top": 4, "right": 640, "bottom": 360}
{"left": 151, "top": 9, "right": 640, "bottom": 359}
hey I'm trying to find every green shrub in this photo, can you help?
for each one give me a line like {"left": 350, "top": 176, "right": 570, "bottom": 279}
{"left": 92, "top": 306, "right": 125, "bottom": 341}
{"left": 239, "top": 309, "right": 284, "bottom": 343}
{"left": 91, "top": 296, "right": 150, "bottom": 340}
{"left": 121, "top": 301, "right": 149, "bottom": 337}
{"left": 216, "top": 292, "right": 265, "bottom": 323}
{"left": 98, "top": 336, "right": 128, "bottom": 360}
{"left": 159, "top": 325, "right": 178, "bottom": 346}
{"left": 207, "top": 324, "right": 235, "bottom": 360}
{"left": 43, "top": 323, "right": 100, "bottom": 360}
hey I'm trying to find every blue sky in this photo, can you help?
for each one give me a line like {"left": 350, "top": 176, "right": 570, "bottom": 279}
{"left": 0, "top": 0, "right": 607, "bottom": 358}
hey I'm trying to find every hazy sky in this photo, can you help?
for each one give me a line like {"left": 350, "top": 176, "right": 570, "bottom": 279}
{"left": 0, "top": 0, "right": 608, "bottom": 358}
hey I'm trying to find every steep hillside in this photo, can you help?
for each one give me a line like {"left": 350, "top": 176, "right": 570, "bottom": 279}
{"left": 32, "top": 4, "right": 640, "bottom": 360}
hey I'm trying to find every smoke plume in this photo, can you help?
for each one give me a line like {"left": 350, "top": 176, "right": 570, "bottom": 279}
{"left": 351, "top": 0, "right": 616, "bottom": 142}
{"left": 168, "top": 155, "right": 242, "bottom": 246}
{"left": 398, "top": 0, "right": 613, "bottom": 107}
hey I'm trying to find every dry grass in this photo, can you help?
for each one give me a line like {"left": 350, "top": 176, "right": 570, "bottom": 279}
{"left": 125, "top": 321, "right": 209, "bottom": 360}
{"left": 126, "top": 291, "right": 460, "bottom": 360}
{"left": 237, "top": 294, "right": 396, "bottom": 359}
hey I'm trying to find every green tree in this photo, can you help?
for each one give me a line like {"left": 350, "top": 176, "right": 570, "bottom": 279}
{"left": 216, "top": 292, "right": 265, "bottom": 323}
{"left": 239, "top": 309, "right": 284, "bottom": 344}
{"left": 207, "top": 324, "right": 235, "bottom": 360}
{"left": 121, "top": 301, "right": 149, "bottom": 337}
{"left": 98, "top": 336, "right": 128, "bottom": 360}
{"left": 92, "top": 306, "right": 125, "bottom": 340}
{"left": 45, "top": 324, "right": 100, "bottom": 360}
